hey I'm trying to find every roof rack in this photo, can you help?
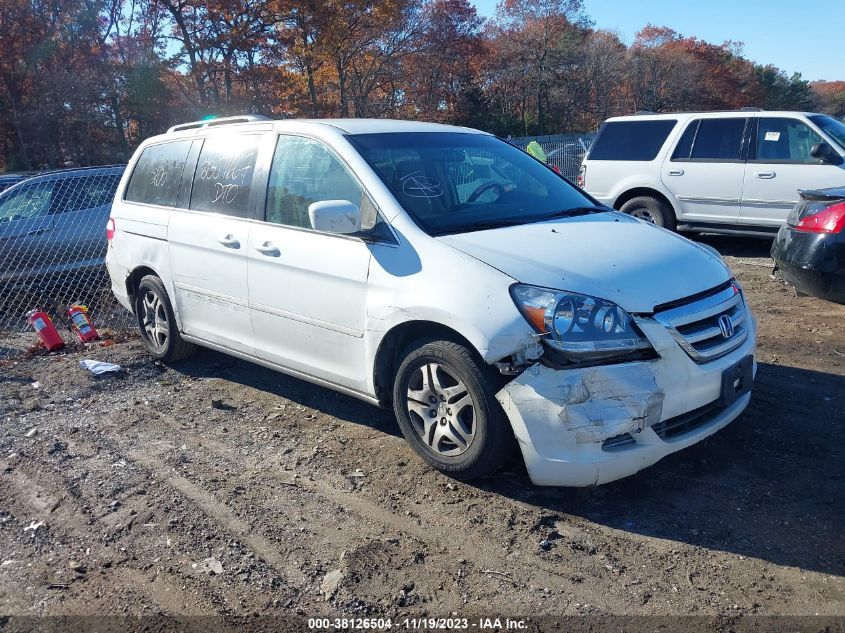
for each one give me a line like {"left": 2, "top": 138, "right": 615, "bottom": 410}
{"left": 739, "top": 107, "right": 764, "bottom": 112}
{"left": 633, "top": 110, "right": 656, "bottom": 115}
{"left": 167, "top": 115, "right": 270, "bottom": 134}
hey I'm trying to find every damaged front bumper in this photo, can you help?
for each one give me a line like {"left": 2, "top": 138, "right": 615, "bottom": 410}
{"left": 495, "top": 310, "right": 757, "bottom": 487}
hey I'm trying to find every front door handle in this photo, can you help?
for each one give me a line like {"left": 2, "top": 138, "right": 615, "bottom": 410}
{"left": 255, "top": 241, "right": 280, "bottom": 257}
{"left": 667, "top": 168, "right": 684, "bottom": 176}
{"left": 27, "top": 227, "right": 49, "bottom": 236}
{"left": 755, "top": 171, "right": 776, "bottom": 179}
{"left": 217, "top": 234, "right": 240, "bottom": 248}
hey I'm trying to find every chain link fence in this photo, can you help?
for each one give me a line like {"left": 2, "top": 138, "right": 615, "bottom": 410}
{"left": 507, "top": 133, "right": 597, "bottom": 182}
{"left": 0, "top": 165, "right": 133, "bottom": 360}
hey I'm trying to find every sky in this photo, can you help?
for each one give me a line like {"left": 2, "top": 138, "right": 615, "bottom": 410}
{"left": 470, "top": 0, "right": 844, "bottom": 82}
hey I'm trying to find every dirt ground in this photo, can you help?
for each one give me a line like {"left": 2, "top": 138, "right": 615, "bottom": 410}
{"left": 0, "top": 236, "right": 843, "bottom": 627}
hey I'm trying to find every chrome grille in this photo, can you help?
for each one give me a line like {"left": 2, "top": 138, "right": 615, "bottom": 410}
{"left": 653, "top": 282, "right": 748, "bottom": 363}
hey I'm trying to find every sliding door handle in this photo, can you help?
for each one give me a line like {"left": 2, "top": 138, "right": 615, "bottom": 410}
{"left": 255, "top": 241, "right": 280, "bottom": 257}
{"left": 217, "top": 234, "right": 240, "bottom": 248}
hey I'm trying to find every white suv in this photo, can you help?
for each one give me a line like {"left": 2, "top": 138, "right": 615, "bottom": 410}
{"left": 107, "top": 115, "right": 756, "bottom": 486}
{"left": 580, "top": 110, "right": 845, "bottom": 234}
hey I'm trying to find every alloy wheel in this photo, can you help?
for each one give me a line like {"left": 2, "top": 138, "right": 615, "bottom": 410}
{"left": 141, "top": 290, "right": 169, "bottom": 352}
{"left": 406, "top": 362, "right": 476, "bottom": 456}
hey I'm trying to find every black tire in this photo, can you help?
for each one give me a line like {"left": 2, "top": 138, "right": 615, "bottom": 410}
{"left": 619, "top": 196, "right": 676, "bottom": 230}
{"left": 392, "top": 338, "right": 515, "bottom": 480}
{"left": 134, "top": 275, "right": 196, "bottom": 362}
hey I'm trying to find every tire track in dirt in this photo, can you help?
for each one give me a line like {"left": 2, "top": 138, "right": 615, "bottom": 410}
{"left": 141, "top": 401, "right": 840, "bottom": 615}
{"left": 134, "top": 411, "right": 648, "bottom": 614}
{"left": 0, "top": 425, "right": 301, "bottom": 615}
{"left": 0, "top": 459, "right": 213, "bottom": 615}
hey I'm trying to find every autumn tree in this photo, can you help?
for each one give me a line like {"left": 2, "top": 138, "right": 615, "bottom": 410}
{"left": 404, "top": 0, "right": 485, "bottom": 122}
{"left": 811, "top": 80, "right": 845, "bottom": 118}
{"left": 2, "top": 0, "right": 843, "bottom": 172}
{"left": 484, "top": 0, "right": 587, "bottom": 135}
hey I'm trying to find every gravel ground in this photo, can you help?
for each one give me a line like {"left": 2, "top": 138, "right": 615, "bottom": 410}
{"left": 0, "top": 236, "right": 843, "bottom": 627}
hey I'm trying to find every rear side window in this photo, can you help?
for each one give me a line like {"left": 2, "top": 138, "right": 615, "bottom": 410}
{"left": 125, "top": 140, "right": 192, "bottom": 207}
{"left": 671, "top": 121, "right": 699, "bottom": 160}
{"left": 588, "top": 120, "right": 677, "bottom": 161}
{"left": 190, "top": 135, "right": 260, "bottom": 217}
{"left": 688, "top": 118, "right": 746, "bottom": 161}
{"left": 52, "top": 174, "right": 123, "bottom": 214}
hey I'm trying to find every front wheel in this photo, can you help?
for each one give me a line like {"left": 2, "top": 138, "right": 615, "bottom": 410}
{"left": 392, "top": 338, "right": 515, "bottom": 480}
{"left": 134, "top": 275, "right": 196, "bottom": 362}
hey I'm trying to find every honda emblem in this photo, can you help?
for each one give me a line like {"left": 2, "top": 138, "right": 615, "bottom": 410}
{"left": 718, "top": 314, "right": 735, "bottom": 339}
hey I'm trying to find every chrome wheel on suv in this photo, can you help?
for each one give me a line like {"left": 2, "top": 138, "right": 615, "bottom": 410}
{"left": 406, "top": 362, "right": 476, "bottom": 456}
{"left": 620, "top": 195, "right": 676, "bottom": 230}
{"left": 628, "top": 206, "right": 659, "bottom": 223}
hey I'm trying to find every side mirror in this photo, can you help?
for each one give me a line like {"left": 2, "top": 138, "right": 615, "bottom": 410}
{"left": 810, "top": 142, "right": 844, "bottom": 166}
{"left": 308, "top": 200, "right": 361, "bottom": 234}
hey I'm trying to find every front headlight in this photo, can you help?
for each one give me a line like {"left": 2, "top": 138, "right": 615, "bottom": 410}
{"left": 510, "top": 284, "right": 652, "bottom": 362}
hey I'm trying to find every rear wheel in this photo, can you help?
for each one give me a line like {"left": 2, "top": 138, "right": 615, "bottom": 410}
{"left": 392, "top": 338, "right": 515, "bottom": 480}
{"left": 620, "top": 196, "right": 676, "bottom": 230}
{"left": 134, "top": 275, "right": 196, "bottom": 362}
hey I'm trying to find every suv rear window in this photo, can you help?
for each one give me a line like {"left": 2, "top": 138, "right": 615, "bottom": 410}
{"left": 125, "top": 140, "right": 192, "bottom": 207}
{"left": 588, "top": 120, "right": 677, "bottom": 161}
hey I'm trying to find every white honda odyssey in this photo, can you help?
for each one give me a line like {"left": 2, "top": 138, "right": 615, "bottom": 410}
{"left": 106, "top": 115, "right": 757, "bottom": 486}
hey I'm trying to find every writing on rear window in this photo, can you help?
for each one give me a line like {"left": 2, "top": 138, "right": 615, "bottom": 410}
{"left": 124, "top": 140, "right": 192, "bottom": 207}
{"left": 190, "top": 136, "right": 259, "bottom": 217}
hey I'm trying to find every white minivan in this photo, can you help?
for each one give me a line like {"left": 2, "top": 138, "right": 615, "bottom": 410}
{"left": 580, "top": 110, "right": 845, "bottom": 235}
{"left": 106, "top": 116, "right": 757, "bottom": 486}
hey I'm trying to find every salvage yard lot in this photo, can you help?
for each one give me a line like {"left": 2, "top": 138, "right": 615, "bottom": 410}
{"left": 0, "top": 237, "right": 843, "bottom": 619}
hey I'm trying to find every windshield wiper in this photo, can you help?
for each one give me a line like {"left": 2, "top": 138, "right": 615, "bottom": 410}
{"left": 431, "top": 206, "right": 610, "bottom": 236}
{"left": 534, "top": 206, "right": 609, "bottom": 221}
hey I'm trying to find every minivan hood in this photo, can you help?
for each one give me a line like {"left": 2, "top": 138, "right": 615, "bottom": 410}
{"left": 437, "top": 213, "right": 731, "bottom": 313}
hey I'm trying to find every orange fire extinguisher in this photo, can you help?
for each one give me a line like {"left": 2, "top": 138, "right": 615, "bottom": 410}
{"left": 27, "top": 310, "right": 66, "bottom": 351}
{"left": 67, "top": 304, "right": 100, "bottom": 342}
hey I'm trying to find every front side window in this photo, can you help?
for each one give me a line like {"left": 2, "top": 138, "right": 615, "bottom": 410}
{"left": 190, "top": 134, "right": 260, "bottom": 217}
{"left": 125, "top": 140, "right": 192, "bottom": 207}
{"left": 0, "top": 180, "right": 56, "bottom": 223}
{"left": 588, "top": 120, "right": 677, "bottom": 161}
{"left": 265, "top": 136, "right": 364, "bottom": 229}
{"left": 809, "top": 114, "right": 845, "bottom": 151}
{"left": 754, "top": 118, "right": 823, "bottom": 163}
{"left": 348, "top": 132, "right": 598, "bottom": 236}
{"left": 688, "top": 118, "right": 747, "bottom": 161}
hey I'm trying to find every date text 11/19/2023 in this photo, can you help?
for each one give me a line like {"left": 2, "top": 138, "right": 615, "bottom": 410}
{"left": 307, "top": 617, "right": 528, "bottom": 630}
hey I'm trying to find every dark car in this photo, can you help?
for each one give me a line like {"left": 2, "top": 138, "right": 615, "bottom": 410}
{"left": 0, "top": 165, "right": 125, "bottom": 311}
{"left": 771, "top": 186, "right": 845, "bottom": 304}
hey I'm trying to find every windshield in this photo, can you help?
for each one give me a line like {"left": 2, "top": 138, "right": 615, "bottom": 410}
{"left": 347, "top": 132, "right": 600, "bottom": 235}
{"left": 809, "top": 115, "right": 845, "bottom": 151}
